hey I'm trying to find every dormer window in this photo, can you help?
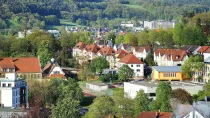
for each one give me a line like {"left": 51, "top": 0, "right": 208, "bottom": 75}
{"left": 176, "top": 56, "right": 179, "bottom": 59}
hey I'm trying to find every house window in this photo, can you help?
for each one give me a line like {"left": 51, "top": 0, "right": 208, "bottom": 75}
{"left": 53, "top": 71, "right": 60, "bottom": 74}
{"left": 136, "top": 69, "right": 140, "bottom": 72}
{"left": 8, "top": 83, "right": 11, "bottom": 87}
{"left": 136, "top": 65, "right": 140, "bottom": 67}
{"left": 163, "top": 73, "right": 176, "bottom": 77}
{"left": 2, "top": 68, "right": 6, "bottom": 72}
{"left": 2, "top": 83, "right": 6, "bottom": 87}
{"left": 131, "top": 65, "right": 133, "bottom": 67}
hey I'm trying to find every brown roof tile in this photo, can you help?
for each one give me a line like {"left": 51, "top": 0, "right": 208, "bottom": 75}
{"left": 120, "top": 54, "right": 143, "bottom": 64}
{"left": 85, "top": 44, "right": 100, "bottom": 53}
{"left": 0, "top": 57, "right": 42, "bottom": 73}
{"left": 165, "top": 49, "right": 187, "bottom": 61}
{"left": 115, "top": 49, "right": 127, "bottom": 58}
{"left": 98, "top": 46, "right": 115, "bottom": 55}
{"left": 198, "top": 46, "right": 209, "bottom": 53}
{"left": 74, "top": 42, "right": 86, "bottom": 50}
{"left": 134, "top": 46, "right": 151, "bottom": 53}
{"left": 136, "top": 112, "right": 172, "bottom": 118}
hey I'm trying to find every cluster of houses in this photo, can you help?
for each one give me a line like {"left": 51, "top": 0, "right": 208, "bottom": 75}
{"left": 73, "top": 39, "right": 210, "bottom": 83}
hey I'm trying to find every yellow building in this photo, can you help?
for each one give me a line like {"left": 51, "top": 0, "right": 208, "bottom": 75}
{"left": 152, "top": 66, "right": 186, "bottom": 81}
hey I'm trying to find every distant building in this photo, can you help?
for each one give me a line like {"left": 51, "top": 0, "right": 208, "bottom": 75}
{"left": 47, "top": 30, "right": 60, "bottom": 39}
{"left": 152, "top": 66, "right": 187, "bottom": 81}
{"left": 18, "top": 30, "right": 33, "bottom": 38}
{"left": 120, "top": 21, "right": 134, "bottom": 28}
{"left": 181, "top": 45, "right": 201, "bottom": 55}
{"left": 86, "top": 82, "right": 108, "bottom": 91}
{"left": 96, "top": 39, "right": 113, "bottom": 48}
{"left": 0, "top": 73, "right": 28, "bottom": 108}
{"left": 133, "top": 46, "right": 152, "bottom": 60}
{"left": 124, "top": 81, "right": 203, "bottom": 99}
{"left": 102, "top": 69, "right": 118, "bottom": 75}
{"left": 144, "top": 20, "right": 175, "bottom": 29}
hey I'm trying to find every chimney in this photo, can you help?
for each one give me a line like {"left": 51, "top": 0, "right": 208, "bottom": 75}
{"left": 156, "top": 110, "right": 160, "bottom": 118}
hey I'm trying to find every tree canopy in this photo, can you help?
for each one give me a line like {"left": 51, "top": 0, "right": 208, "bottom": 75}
{"left": 90, "top": 57, "right": 109, "bottom": 74}
{"left": 118, "top": 65, "right": 134, "bottom": 82}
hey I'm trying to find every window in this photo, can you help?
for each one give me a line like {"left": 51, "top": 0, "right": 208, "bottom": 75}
{"left": 136, "top": 69, "right": 140, "bottom": 72}
{"left": 163, "top": 73, "right": 176, "bottom": 77}
{"left": 136, "top": 65, "right": 140, "bottom": 67}
{"left": 131, "top": 65, "right": 133, "bottom": 67}
{"left": 8, "top": 83, "right": 11, "bottom": 87}
{"left": 2, "top": 68, "right": 6, "bottom": 72}
{"left": 53, "top": 71, "right": 60, "bottom": 74}
{"left": 2, "top": 83, "right": 6, "bottom": 87}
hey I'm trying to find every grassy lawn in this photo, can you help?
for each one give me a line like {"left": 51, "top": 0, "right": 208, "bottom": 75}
{"left": 45, "top": 19, "right": 85, "bottom": 30}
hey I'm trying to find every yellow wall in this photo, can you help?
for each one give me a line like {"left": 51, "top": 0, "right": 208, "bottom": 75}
{"left": 152, "top": 69, "right": 183, "bottom": 81}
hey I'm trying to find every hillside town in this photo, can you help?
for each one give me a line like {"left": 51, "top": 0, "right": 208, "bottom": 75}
{"left": 1, "top": 1, "right": 210, "bottom": 117}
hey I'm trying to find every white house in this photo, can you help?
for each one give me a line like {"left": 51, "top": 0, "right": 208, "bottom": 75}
{"left": 133, "top": 46, "right": 152, "bottom": 60}
{"left": 0, "top": 73, "right": 28, "bottom": 108}
{"left": 120, "top": 21, "right": 134, "bottom": 28}
{"left": 83, "top": 44, "right": 100, "bottom": 61}
{"left": 124, "top": 81, "right": 203, "bottom": 99}
{"left": 42, "top": 59, "right": 67, "bottom": 79}
{"left": 144, "top": 20, "right": 175, "bottom": 29}
{"left": 86, "top": 82, "right": 108, "bottom": 91}
{"left": 154, "top": 49, "right": 188, "bottom": 66}
{"left": 47, "top": 30, "right": 60, "bottom": 39}
{"left": 117, "top": 54, "right": 144, "bottom": 77}
{"left": 72, "top": 42, "right": 86, "bottom": 57}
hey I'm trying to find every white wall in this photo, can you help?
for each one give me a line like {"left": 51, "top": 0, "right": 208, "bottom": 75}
{"left": 1, "top": 89, "right": 13, "bottom": 107}
{"left": 86, "top": 83, "right": 108, "bottom": 91}
{"left": 127, "top": 64, "right": 144, "bottom": 77}
{"left": 50, "top": 66, "right": 65, "bottom": 75}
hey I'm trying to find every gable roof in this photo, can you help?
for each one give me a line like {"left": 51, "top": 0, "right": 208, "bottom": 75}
{"left": 85, "top": 44, "right": 100, "bottom": 53}
{"left": 134, "top": 46, "right": 151, "bottom": 53}
{"left": 98, "top": 46, "right": 115, "bottom": 56}
{"left": 119, "top": 54, "right": 143, "bottom": 64}
{"left": 155, "top": 49, "right": 187, "bottom": 61}
{"left": 136, "top": 112, "right": 172, "bottom": 118}
{"left": 115, "top": 49, "right": 127, "bottom": 58}
{"left": 165, "top": 49, "right": 187, "bottom": 61}
{"left": 198, "top": 46, "right": 209, "bottom": 53}
{"left": 152, "top": 66, "right": 182, "bottom": 72}
{"left": 74, "top": 42, "right": 86, "bottom": 50}
{"left": 203, "top": 46, "right": 210, "bottom": 53}
{"left": 0, "top": 57, "right": 42, "bottom": 73}
{"left": 154, "top": 49, "right": 168, "bottom": 56}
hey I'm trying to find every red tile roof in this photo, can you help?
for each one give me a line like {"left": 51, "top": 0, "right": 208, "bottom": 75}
{"left": 120, "top": 54, "right": 143, "bottom": 64}
{"left": 0, "top": 57, "right": 42, "bottom": 73}
{"left": 202, "top": 46, "right": 210, "bottom": 53}
{"left": 154, "top": 49, "right": 187, "bottom": 61}
{"left": 136, "top": 112, "right": 172, "bottom": 118}
{"left": 98, "top": 46, "right": 115, "bottom": 55}
{"left": 115, "top": 49, "right": 127, "bottom": 58}
{"left": 85, "top": 44, "right": 100, "bottom": 53}
{"left": 74, "top": 42, "right": 86, "bottom": 50}
{"left": 165, "top": 49, "right": 187, "bottom": 61}
{"left": 198, "top": 46, "right": 209, "bottom": 53}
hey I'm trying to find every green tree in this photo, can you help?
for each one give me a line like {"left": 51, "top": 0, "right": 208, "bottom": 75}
{"left": 78, "top": 65, "right": 94, "bottom": 81}
{"left": 182, "top": 55, "right": 204, "bottom": 79}
{"left": 51, "top": 94, "right": 80, "bottom": 118}
{"left": 118, "top": 65, "right": 134, "bottom": 82}
{"left": 91, "top": 57, "right": 109, "bottom": 74}
{"left": 173, "top": 23, "right": 185, "bottom": 47}
{"left": 137, "top": 30, "right": 150, "bottom": 46}
{"left": 113, "top": 89, "right": 134, "bottom": 117}
{"left": 124, "top": 33, "right": 138, "bottom": 46}
{"left": 204, "top": 83, "right": 210, "bottom": 96}
{"left": 105, "top": 31, "right": 116, "bottom": 44}
{"left": 156, "top": 82, "right": 172, "bottom": 112}
{"left": 172, "top": 88, "right": 192, "bottom": 104}
{"left": 144, "top": 53, "right": 156, "bottom": 66}
{"left": 134, "top": 90, "right": 150, "bottom": 116}
{"left": 85, "top": 96, "right": 114, "bottom": 118}
{"left": 115, "top": 35, "right": 124, "bottom": 44}
{"left": 149, "top": 100, "right": 159, "bottom": 111}
{"left": 37, "top": 40, "right": 53, "bottom": 68}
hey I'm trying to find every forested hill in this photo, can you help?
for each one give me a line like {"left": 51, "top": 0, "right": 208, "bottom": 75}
{"left": 0, "top": 0, "right": 210, "bottom": 32}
